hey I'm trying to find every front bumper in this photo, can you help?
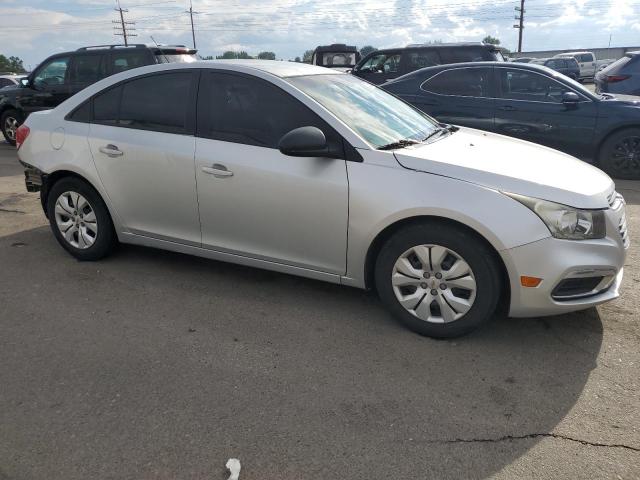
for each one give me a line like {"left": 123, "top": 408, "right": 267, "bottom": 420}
{"left": 501, "top": 216, "right": 628, "bottom": 317}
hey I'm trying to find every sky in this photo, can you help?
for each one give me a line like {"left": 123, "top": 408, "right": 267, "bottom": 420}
{"left": 1, "top": 0, "right": 639, "bottom": 70}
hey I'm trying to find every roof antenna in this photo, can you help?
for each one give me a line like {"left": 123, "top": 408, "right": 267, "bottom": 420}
{"left": 150, "top": 35, "right": 170, "bottom": 64}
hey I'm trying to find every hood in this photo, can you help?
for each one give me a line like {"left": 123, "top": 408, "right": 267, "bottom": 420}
{"left": 394, "top": 127, "right": 613, "bottom": 209}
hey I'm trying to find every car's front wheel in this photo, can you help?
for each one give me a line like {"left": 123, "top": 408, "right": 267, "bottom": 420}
{"left": 375, "top": 222, "right": 502, "bottom": 338}
{"left": 1, "top": 109, "right": 22, "bottom": 146}
{"left": 599, "top": 128, "right": 640, "bottom": 180}
{"left": 46, "top": 177, "right": 117, "bottom": 260}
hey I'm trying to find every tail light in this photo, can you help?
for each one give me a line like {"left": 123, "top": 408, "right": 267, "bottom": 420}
{"left": 606, "top": 75, "right": 631, "bottom": 83}
{"left": 15, "top": 124, "right": 30, "bottom": 150}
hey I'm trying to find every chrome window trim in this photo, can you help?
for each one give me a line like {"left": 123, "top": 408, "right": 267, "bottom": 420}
{"left": 419, "top": 65, "right": 593, "bottom": 104}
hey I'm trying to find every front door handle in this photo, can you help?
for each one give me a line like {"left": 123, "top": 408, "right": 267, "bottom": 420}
{"left": 498, "top": 105, "right": 516, "bottom": 111}
{"left": 98, "top": 144, "right": 123, "bottom": 157}
{"left": 202, "top": 163, "right": 233, "bottom": 178}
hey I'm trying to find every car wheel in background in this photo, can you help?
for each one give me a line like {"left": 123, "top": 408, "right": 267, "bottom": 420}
{"left": 598, "top": 128, "right": 640, "bottom": 180}
{"left": 374, "top": 221, "right": 502, "bottom": 338}
{"left": 1, "top": 109, "right": 22, "bottom": 146}
{"left": 46, "top": 177, "right": 117, "bottom": 260}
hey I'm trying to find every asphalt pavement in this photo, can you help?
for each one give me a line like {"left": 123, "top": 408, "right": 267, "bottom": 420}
{"left": 0, "top": 141, "right": 638, "bottom": 479}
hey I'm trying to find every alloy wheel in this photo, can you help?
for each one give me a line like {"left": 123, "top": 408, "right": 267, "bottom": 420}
{"left": 54, "top": 191, "right": 98, "bottom": 249}
{"left": 610, "top": 135, "right": 640, "bottom": 176}
{"left": 3, "top": 116, "right": 18, "bottom": 141}
{"left": 391, "top": 244, "right": 477, "bottom": 324}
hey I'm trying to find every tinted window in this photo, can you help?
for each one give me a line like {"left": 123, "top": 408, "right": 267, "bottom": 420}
{"left": 0, "top": 78, "right": 13, "bottom": 88}
{"left": 109, "top": 51, "right": 151, "bottom": 74}
{"left": 200, "top": 72, "right": 336, "bottom": 148}
{"left": 405, "top": 50, "right": 440, "bottom": 70}
{"left": 34, "top": 57, "right": 70, "bottom": 87}
{"left": 439, "top": 47, "right": 493, "bottom": 63}
{"left": 359, "top": 52, "right": 401, "bottom": 73}
{"left": 119, "top": 72, "right": 191, "bottom": 133}
{"left": 69, "top": 54, "right": 106, "bottom": 84}
{"left": 499, "top": 69, "right": 570, "bottom": 103}
{"left": 422, "top": 67, "right": 492, "bottom": 97}
{"left": 68, "top": 100, "right": 92, "bottom": 123}
{"left": 93, "top": 86, "right": 121, "bottom": 124}
{"left": 579, "top": 54, "right": 593, "bottom": 62}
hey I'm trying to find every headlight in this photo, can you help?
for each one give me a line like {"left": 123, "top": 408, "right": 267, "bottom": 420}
{"left": 505, "top": 193, "right": 606, "bottom": 240}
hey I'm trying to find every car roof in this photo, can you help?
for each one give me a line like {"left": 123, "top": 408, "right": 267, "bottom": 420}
{"left": 193, "top": 59, "right": 343, "bottom": 77}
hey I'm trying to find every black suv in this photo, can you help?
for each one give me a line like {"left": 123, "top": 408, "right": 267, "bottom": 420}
{"left": 351, "top": 42, "right": 506, "bottom": 85}
{"left": 0, "top": 44, "right": 197, "bottom": 145}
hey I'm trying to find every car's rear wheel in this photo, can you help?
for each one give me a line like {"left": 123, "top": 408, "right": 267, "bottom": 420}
{"left": 375, "top": 222, "right": 501, "bottom": 338}
{"left": 46, "top": 177, "right": 117, "bottom": 260}
{"left": 598, "top": 128, "right": 640, "bottom": 180}
{"left": 1, "top": 109, "right": 22, "bottom": 146}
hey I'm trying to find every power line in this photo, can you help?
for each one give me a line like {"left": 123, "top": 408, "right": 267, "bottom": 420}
{"left": 514, "top": 0, "right": 525, "bottom": 53}
{"left": 186, "top": 0, "right": 200, "bottom": 49}
{"left": 113, "top": 0, "right": 137, "bottom": 46}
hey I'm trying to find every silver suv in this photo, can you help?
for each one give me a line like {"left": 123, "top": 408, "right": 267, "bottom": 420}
{"left": 17, "top": 61, "right": 628, "bottom": 338}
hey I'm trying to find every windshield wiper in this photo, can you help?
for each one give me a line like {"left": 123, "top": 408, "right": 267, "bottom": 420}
{"left": 377, "top": 139, "right": 419, "bottom": 151}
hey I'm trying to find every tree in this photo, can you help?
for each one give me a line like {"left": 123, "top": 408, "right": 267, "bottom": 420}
{"left": 257, "top": 51, "right": 276, "bottom": 60}
{"left": 216, "top": 51, "right": 252, "bottom": 59}
{"left": 302, "top": 49, "right": 314, "bottom": 63}
{"left": 0, "top": 54, "right": 26, "bottom": 73}
{"left": 294, "top": 56, "right": 301, "bottom": 63}
{"left": 482, "top": 35, "right": 500, "bottom": 45}
{"left": 360, "top": 45, "right": 377, "bottom": 57}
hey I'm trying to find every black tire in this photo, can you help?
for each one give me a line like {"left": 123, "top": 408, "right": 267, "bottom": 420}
{"left": 46, "top": 177, "right": 117, "bottom": 261}
{"left": 375, "top": 222, "right": 502, "bottom": 338}
{"left": 598, "top": 128, "right": 640, "bottom": 180}
{"left": 1, "top": 109, "right": 22, "bottom": 146}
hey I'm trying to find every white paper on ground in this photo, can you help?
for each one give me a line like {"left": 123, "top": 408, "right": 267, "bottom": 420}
{"left": 226, "top": 458, "right": 241, "bottom": 480}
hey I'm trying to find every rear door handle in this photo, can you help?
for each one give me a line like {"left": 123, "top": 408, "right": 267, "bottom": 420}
{"left": 498, "top": 105, "right": 516, "bottom": 111}
{"left": 98, "top": 144, "right": 123, "bottom": 157}
{"left": 202, "top": 163, "right": 233, "bottom": 178}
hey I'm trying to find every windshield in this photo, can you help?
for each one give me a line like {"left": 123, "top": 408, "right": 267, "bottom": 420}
{"left": 288, "top": 74, "right": 439, "bottom": 148}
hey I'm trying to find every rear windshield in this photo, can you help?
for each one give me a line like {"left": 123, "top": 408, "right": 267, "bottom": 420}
{"left": 155, "top": 53, "right": 198, "bottom": 64}
{"left": 320, "top": 52, "right": 357, "bottom": 67}
{"left": 603, "top": 55, "right": 639, "bottom": 74}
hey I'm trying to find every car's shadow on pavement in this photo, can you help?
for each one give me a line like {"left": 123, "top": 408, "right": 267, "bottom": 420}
{"left": 0, "top": 226, "right": 604, "bottom": 480}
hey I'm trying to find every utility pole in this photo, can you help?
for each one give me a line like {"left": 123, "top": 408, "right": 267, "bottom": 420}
{"left": 514, "top": 0, "right": 525, "bottom": 53}
{"left": 186, "top": 0, "right": 200, "bottom": 49}
{"left": 113, "top": 0, "right": 137, "bottom": 46}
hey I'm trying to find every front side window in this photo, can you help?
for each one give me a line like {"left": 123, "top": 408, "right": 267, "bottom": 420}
{"left": 34, "top": 57, "right": 70, "bottom": 87}
{"left": 422, "top": 68, "right": 492, "bottom": 97}
{"left": 199, "top": 72, "right": 337, "bottom": 148}
{"left": 288, "top": 74, "right": 439, "bottom": 148}
{"left": 69, "top": 54, "right": 106, "bottom": 84}
{"left": 359, "top": 53, "right": 401, "bottom": 73}
{"left": 579, "top": 54, "right": 593, "bottom": 63}
{"left": 499, "top": 69, "right": 571, "bottom": 103}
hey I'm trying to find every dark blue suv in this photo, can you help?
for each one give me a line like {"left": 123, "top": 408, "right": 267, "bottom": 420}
{"left": 383, "top": 62, "right": 640, "bottom": 179}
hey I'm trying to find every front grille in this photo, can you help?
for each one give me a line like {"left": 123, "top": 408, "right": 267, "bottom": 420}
{"left": 608, "top": 190, "right": 629, "bottom": 248}
{"left": 619, "top": 214, "right": 630, "bottom": 248}
{"left": 607, "top": 190, "right": 624, "bottom": 209}
{"left": 552, "top": 276, "right": 604, "bottom": 300}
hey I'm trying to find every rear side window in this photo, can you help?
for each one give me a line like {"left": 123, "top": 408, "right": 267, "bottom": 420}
{"left": 404, "top": 50, "right": 440, "bottom": 70}
{"left": 579, "top": 54, "right": 593, "bottom": 62}
{"left": 0, "top": 78, "right": 13, "bottom": 88}
{"left": 422, "top": 67, "right": 492, "bottom": 97}
{"left": 93, "top": 86, "right": 121, "bottom": 124}
{"left": 69, "top": 54, "right": 106, "bottom": 84}
{"left": 439, "top": 47, "right": 493, "bottom": 63}
{"left": 118, "top": 72, "right": 192, "bottom": 133}
{"left": 109, "top": 51, "right": 151, "bottom": 74}
{"left": 198, "top": 72, "right": 338, "bottom": 149}
{"left": 606, "top": 55, "right": 640, "bottom": 74}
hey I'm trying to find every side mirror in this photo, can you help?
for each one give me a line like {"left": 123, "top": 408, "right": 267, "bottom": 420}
{"left": 278, "top": 126, "right": 342, "bottom": 158}
{"left": 562, "top": 91, "right": 580, "bottom": 103}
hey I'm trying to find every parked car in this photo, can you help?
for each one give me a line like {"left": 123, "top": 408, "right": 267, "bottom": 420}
{"left": 383, "top": 62, "right": 640, "bottom": 179}
{"left": 531, "top": 57, "right": 580, "bottom": 80}
{"left": 310, "top": 44, "right": 360, "bottom": 71}
{"left": 553, "top": 51, "right": 615, "bottom": 81}
{"left": 0, "top": 44, "right": 197, "bottom": 145}
{"left": 16, "top": 60, "right": 627, "bottom": 338}
{"left": 511, "top": 57, "right": 535, "bottom": 63}
{"left": 351, "top": 42, "right": 505, "bottom": 85}
{"left": 595, "top": 51, "right": 640, "bottom": 96}
{"left": 0, "top": 74, "right": 26, "bottom": 89}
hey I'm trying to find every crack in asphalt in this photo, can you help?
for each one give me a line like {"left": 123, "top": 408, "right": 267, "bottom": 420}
{"left": 427, "top": 433, "right": 640, "bottom": 452}
{"left": 0, "top": 207, "right": 25, "bottom": 214}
